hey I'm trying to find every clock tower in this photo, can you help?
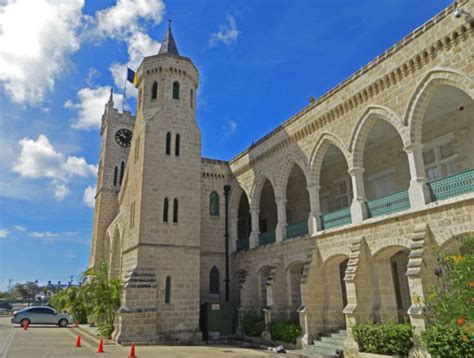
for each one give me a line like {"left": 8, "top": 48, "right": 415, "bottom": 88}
{"left": 88, "top": 90, "right": 134, "bottom": 268}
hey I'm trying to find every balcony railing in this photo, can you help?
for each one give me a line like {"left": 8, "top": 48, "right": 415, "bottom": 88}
{"left": 259, "top": 231, "right": 276, "bottom": 246}
{"left": 367, "top": 189, "right": 410, "bottom": 218}
{"left": 286, "top": 220, "right": 309, "bottom": 239}
{"left": 320, "top": 207, "right": 352, "bottom": 230}
{"left": 428, "top": 169, "right": 474, "bottom": 202}
{"left": 236, "top": 238, "right": 249, "bottom": 252}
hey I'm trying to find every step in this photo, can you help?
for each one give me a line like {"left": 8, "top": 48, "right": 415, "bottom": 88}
{"left": 320, "top": 336, "right": 345, "bottom": 345}
{"left": 308, "top": 345, "right": 338, "bottom": 356}
{"left": 313, "top": 340, "right": 342, "bottom": 350}
{"left": 329, "top": 333, "right": 347, "bottom": 340}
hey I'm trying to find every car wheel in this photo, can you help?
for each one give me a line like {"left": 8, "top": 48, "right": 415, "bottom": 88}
{"left": 58, "top": 318, "right": 68, "bottom": 328}
{"left": 20, "top": 318, "right": 30, "bottom": 327}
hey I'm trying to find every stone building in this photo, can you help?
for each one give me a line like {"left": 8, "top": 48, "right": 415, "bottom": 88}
{"left": 88, "top": 2, "right": 474, "bottom": 356}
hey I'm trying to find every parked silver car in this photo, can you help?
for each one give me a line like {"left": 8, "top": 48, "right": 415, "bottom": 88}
{"left": 11, "top": 306, "right": 72, "bottom": 327}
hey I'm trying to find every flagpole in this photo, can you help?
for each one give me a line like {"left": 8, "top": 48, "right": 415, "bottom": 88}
{"left": 122, "top": 74, "right": 127, "bottom": 113}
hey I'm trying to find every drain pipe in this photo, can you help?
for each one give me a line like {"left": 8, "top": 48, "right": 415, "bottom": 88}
{"left": 224, "top": 185, "right": 231, "bottom": 302}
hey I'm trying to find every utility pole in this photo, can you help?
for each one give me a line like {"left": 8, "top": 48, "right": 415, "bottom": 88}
{"left": 224, "top": 185, "right": 231, "bottom": 302}
{"left": 7, "top": 279, "right": 13, "bottom": 293}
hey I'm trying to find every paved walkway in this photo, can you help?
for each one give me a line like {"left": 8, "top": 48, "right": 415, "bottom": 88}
{"left": 0, "top": 317, "right": 281, "bottom": 357}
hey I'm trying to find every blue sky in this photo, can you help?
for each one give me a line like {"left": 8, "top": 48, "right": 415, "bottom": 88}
{"left": 0, "top": 0, "right": 453, "bottom": 291}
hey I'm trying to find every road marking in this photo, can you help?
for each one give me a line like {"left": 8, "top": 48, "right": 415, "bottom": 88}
{"left": 0, "top": 327, "right": 16, "bottom": 358}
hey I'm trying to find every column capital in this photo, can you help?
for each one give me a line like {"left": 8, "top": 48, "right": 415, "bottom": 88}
{"left": 306, "top": 184, "right": 321, "bottom": 192}
{"left": 275, "top": 196, "right": 287, "bottom": 205}
{"left": 348, "top": 167, "right": 364, "bottom": 176}
{"left": 404, "top": 142, "right": 424, "bottom": 153}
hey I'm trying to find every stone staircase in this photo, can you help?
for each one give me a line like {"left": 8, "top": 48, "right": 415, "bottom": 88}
{"left": 306, "top": 329, "right": 346, "bottom": 357}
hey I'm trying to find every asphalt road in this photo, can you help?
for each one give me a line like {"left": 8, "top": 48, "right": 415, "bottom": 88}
{"left": 0, "top": 317, "right": 275, "bottom": 357}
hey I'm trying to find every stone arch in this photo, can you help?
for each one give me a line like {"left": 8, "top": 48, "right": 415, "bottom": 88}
{"left": 286, "top": 260, "right": 305, "bottom": 320}
{"left": 320, "top": 246, "right": 351, "bottom": 265}
{"left": 370, "top": 236, "right": 412, "bottom": 257}
{"left": 438, "top": 231, "right": 474, "bottom": 252}
{"left": 229, "top": 184, "right": 245, "bottom": 220}
{"left": 308, "top": 132, "right": 350, "bottom": 188}
{"left": 350, "top": 106, "right": 407, "bottom": 168}
{"left": 405, "top": 68, "right": 474, "bottom": 145}
{"left": 250, "top": 171, "right": 277, "bottom": 210}
{"left": 275, "top": 152, "right": 309, "bottom": 200}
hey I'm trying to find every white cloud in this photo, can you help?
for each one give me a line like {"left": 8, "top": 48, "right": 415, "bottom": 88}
{"left": 0, "top": 229, "right": 9, "bottom": 238}
{"left": 13, "top": 225, "right": 27, "bottom": 232}
{"left": 29, "top": 231, "right": 58, "bottom": 239}
{"left": 12, "top": 134, "right": 97, "bottom": 201}
{"left": 83, "top": 185, "right": 96, "bottom": 208}
{"left": 91, "top": 0, "right": 165, "bottom": 41}
{"left": 0, "top": 0, "right": 84, "bottom": 104}
{"left": 67, "top": 86, "right": 123, "bottom": 130}
{"left": 110, "top": 30, "right": 161, "bottom": 90}
{"left": 223, "top": 117, "right": 238, "bottom": 137}
{"left": 209, "top": 14, "right": 239, "bottom": 47}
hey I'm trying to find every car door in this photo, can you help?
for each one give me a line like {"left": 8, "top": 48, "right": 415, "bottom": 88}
{"left": 26, "top": 307, "right": 45, "bottom": 323}
{"left": 39, "top": 307, "right": 57, "bottom": 324}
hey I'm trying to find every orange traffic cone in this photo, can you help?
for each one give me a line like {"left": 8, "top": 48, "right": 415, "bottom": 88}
{"left": 97, "top": 338, "right": 104, "bottom": 353}
{"left": 75, "top": 335, "right": 81, "bottom": 348}
{"left": 128, "top": 342, "right": 136, "bottom": 358}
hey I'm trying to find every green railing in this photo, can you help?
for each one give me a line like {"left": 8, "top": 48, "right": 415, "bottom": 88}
{"left": 367, "top": 189, "right": 410, "bottom": 218}
{"left": 259, "top": 231, "right": 276, "bottom": 246}
{"left": 320, "top": 207, "right": 352, "bottom": 229}
{"left": 236, "top": 238, "right": 249, "bottom": 251}
{"left": 428, "top": 169, "right": 474, "bottom": 201}
{"left": 286, "top": 220, "right": 309, "bottom": 239}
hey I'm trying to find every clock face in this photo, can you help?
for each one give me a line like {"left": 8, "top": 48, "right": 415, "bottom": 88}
{"left": 115, "top": 128, "right": 133, "bottom": 148}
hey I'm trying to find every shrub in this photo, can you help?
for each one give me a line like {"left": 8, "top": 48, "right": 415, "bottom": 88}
{"left": 352, "top": 322, "right": 413, "bottom": 357}
{"left": 421, "top": 323, "right": 474, "bottom": 357}
{"left": 269, "top": 320, "right": 301, "bottom": 344}
{"left": 241, "top": 314, "right": 265, "bottom": 337}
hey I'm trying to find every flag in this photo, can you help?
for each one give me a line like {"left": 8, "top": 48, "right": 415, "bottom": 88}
{"left": 127, "top": 68, "right": 138, "bottom": 87}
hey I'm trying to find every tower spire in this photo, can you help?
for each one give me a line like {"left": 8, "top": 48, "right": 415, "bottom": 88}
{"left": 107, "top": 87, "right": 114, "bottom": 110}
{"left": 158, "top": 20, "right": 179, "bottom": 56}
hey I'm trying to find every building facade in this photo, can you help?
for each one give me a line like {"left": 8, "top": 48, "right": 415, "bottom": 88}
{"left": 89, "top": 2, "right": 474, "bottom": 355}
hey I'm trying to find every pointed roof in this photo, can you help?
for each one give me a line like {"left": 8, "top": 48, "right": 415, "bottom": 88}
{"left": 158, "top": 23, "right": 179, "bottom": 56}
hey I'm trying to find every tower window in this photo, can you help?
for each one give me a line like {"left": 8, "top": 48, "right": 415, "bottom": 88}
{"left": 119, "top": 161, "right": 124, "bottom": 185}
{"left": 190, "top": 89, "right": 193, "bottom": 108}
{"left": 173, "top": 198, "right": 178, "bottom": 223}
{"left": 175, "top": 134, "right": 180, "bottom": 156}
{"left": 165, "top": 132, "right": 171, "bottom": 155}
{"left": 209, "top": 266, "right": 220, "bottom": 294}
{"left": 113, "top": 166, "right": 118, "bottom": 186}
{"left": 165, "top": 276, "right": 171, "bottom": 303}
{"left": 163, "top": 198, "right": 169, "bottom": 222}
{"left": 209, "top": 191, "right": 219, "bottom": 216}
{"left": 151, "top": 81, "right": 158, "bottom": 99}
{"left": 172, "top": 81, "right": 180, "bottom": 99}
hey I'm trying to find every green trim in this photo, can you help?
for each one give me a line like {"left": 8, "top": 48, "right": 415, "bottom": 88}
{"left": 428, "top": 168, "right": 474, "bottom": 201}
{"left": 236, "top": 238, "right": 249, "bottom": 251}
{"left": 259, "top": 231, "right": 276, "bottom": 246}
{"left": 286, "top": 220, "right": 309, "bottom": 239}
{"left": 367, "top": 189, "right": 410, "bottom": 218}
{"left": 321, "top": 207, "right": 352, "bottom": 229}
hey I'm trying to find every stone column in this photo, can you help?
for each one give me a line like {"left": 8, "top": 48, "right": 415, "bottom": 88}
{"left": 307, "top": 184, "right": 322, "bottom": 234}
{"left": 262, "top": 307, "right": 272, "bottom": 342}
{"left": 275, "top": 197, "right": 287, "bottom": 242}
{"left": 406, "top": 224, "right": 431, "bottom": 358}
{"left": 405, "top": 143, "right": 431, "bottom": 209}
{"left": 297, "top": 306, "right": 309, "bottom": 348}
{"left": 230, "top": 216, "right": 238, "bottom": 252}
{"left": 236, "top": 305, "right": 244, "bottom": 336}
{"left": 348, "top": 167, "right": 368, "bottom": 223}
{"left": 249, "top": 206, "right": 260, "bottom": 249}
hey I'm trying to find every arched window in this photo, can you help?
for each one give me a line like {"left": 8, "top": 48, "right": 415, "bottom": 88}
{"left": 113, "top": 166, "right": 118, "bottom": 186}
{"left": 119, "top": 161, "right": 124, "bottom": 185}
{"left": 172, "top": 81, "right": 180, "bottom": 99}
{"left": 163, "top": 198, "right": 169, "bottom": 222}
{"left": 190, "top": 89, "right": 193, "bottom": 108}
{"left": 175, "top": 134, "right": 180, "bottom": 156}
{"left": 209, "top": 266, "right": 220, "bottom": 294}
{"left": 209, "top": 191, "right": 219, "bottom": 216}
{"left": 165, "top": 276, "right": 171, "bottom": 303}
{"left": 165, "top": 132, "right": 171, "bottom": 155}
{"left": 151, "top": 81, "right": 158, "bottom": 99}
{"left": 173, "top": 198, "right": 178, "bottom": 223}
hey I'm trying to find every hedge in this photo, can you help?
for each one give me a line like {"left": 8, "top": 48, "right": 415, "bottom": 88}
{"left": 269, "top": 320, "right": 301, "bottom": 344}
{"left": 421, "top": 323, "right": 474, "bottom": 357}
{"left": 352, "top": 322, "right": 413, "bottom": 357}
{"left": 241, "top": 314, "right": 265, "bottom": 337}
